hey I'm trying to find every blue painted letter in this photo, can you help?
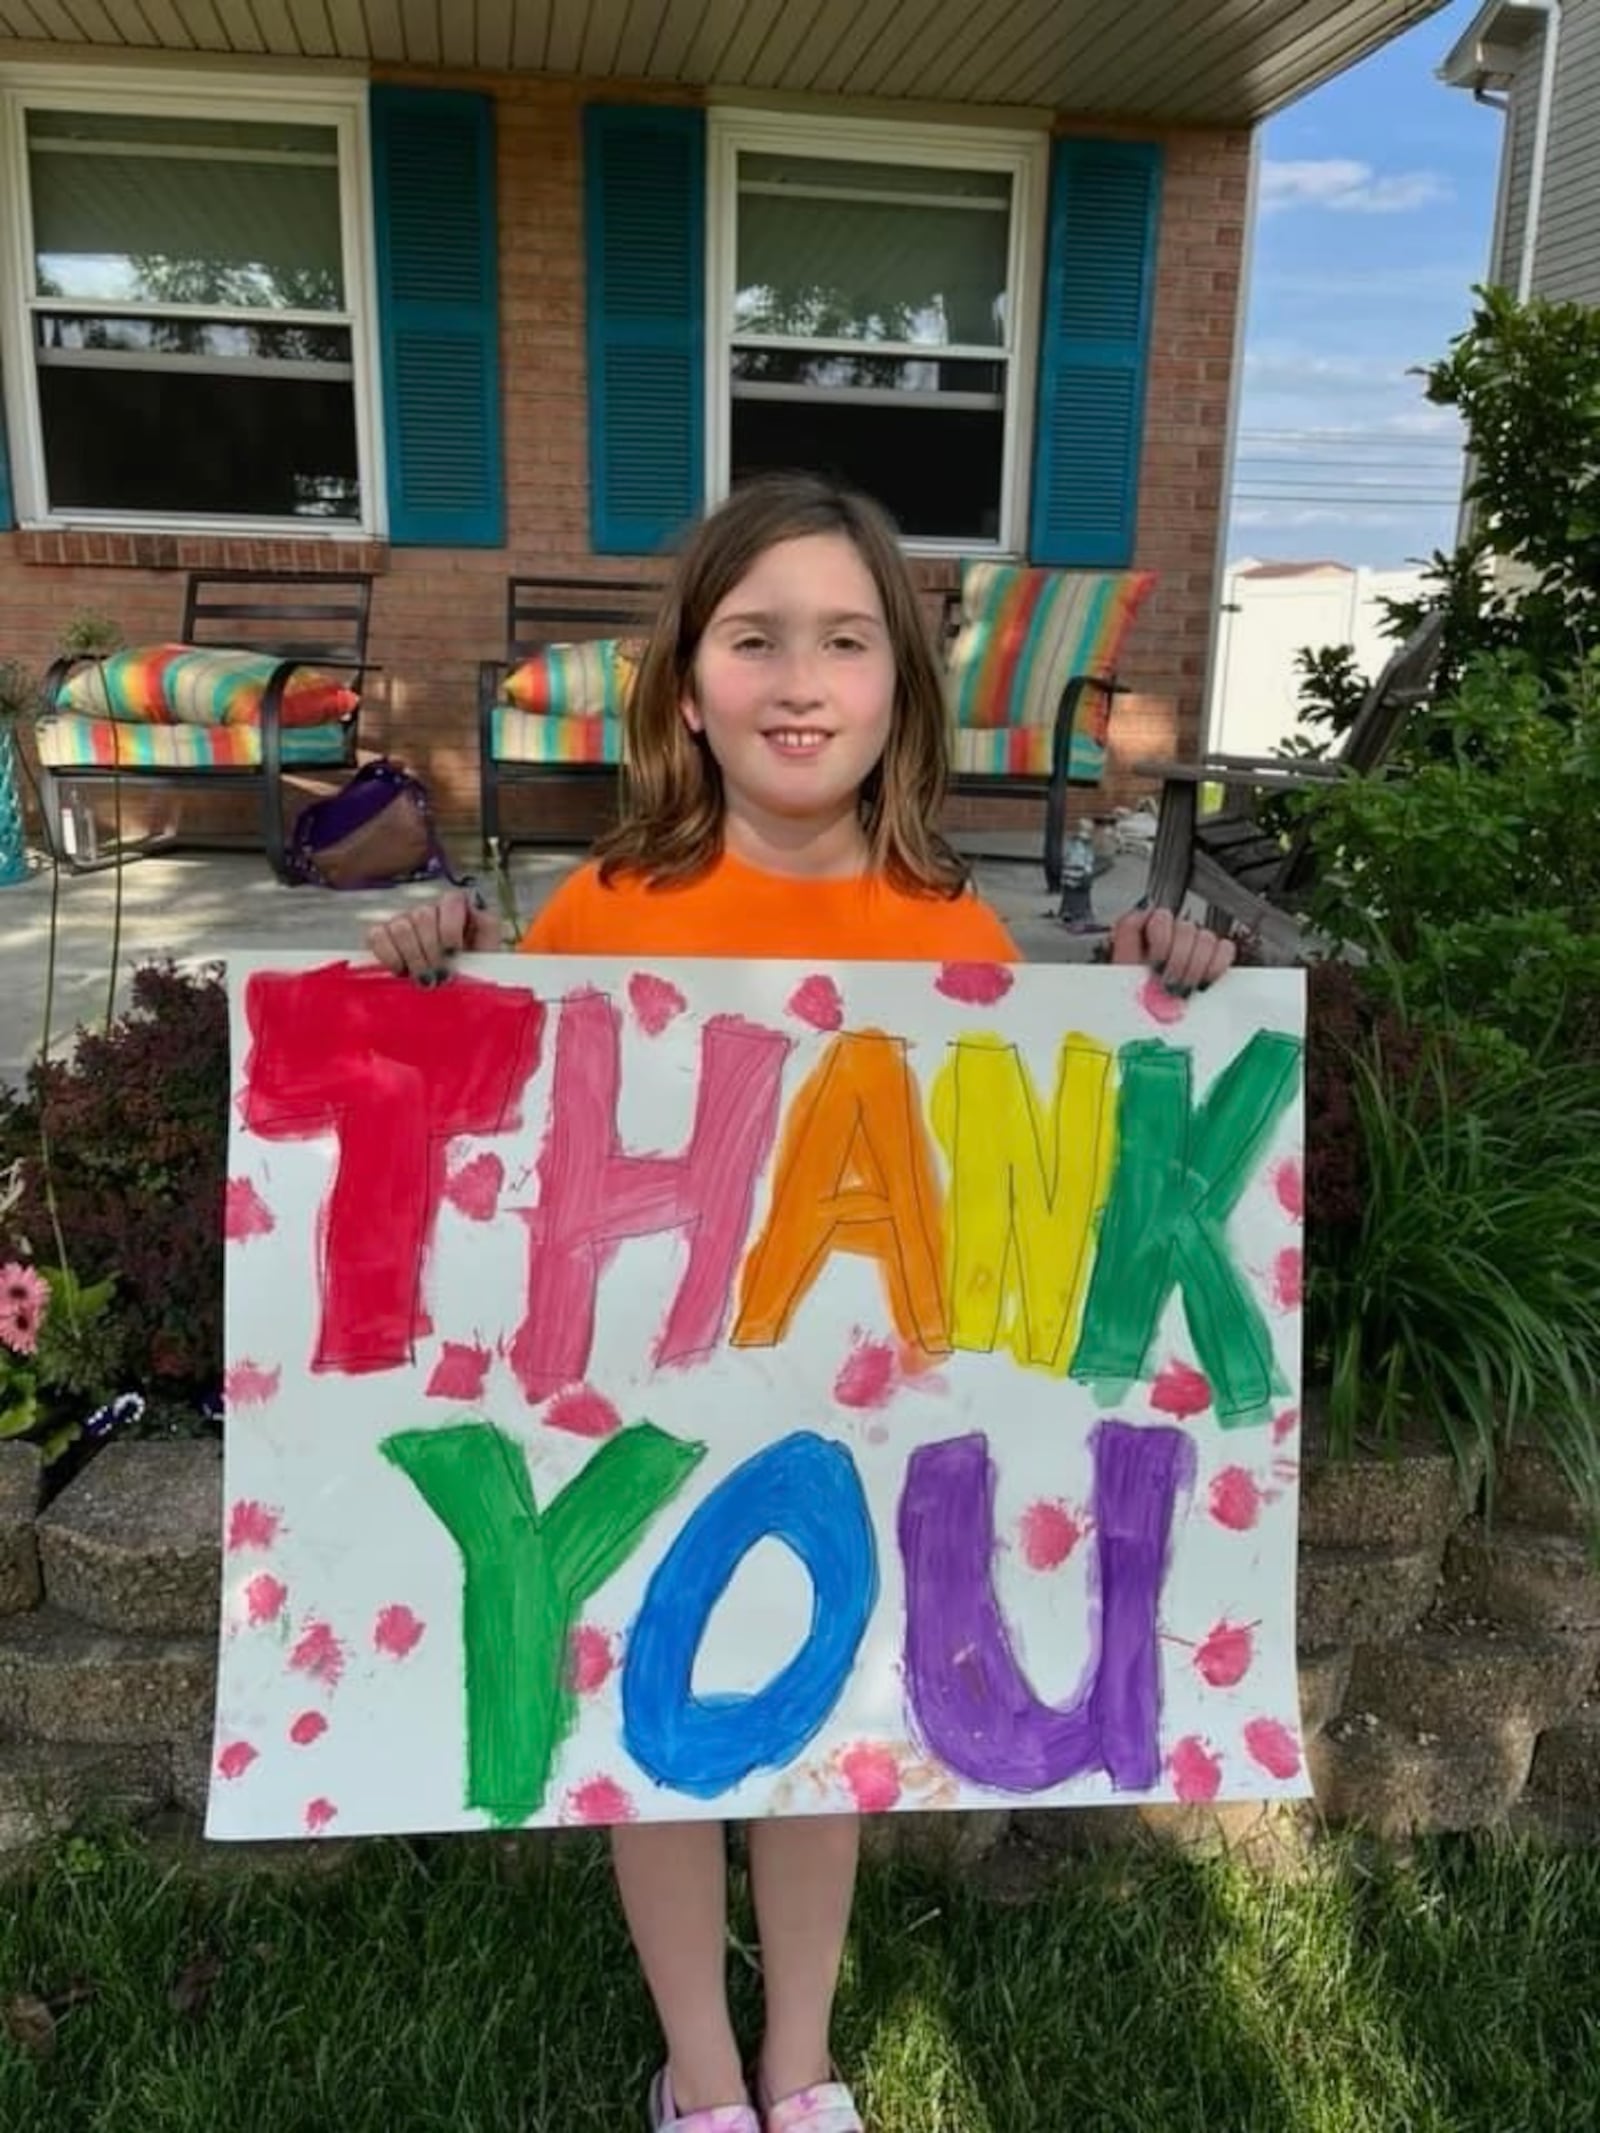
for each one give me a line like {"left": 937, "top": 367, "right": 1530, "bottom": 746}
{"left": 622, "top": 1432, "right": 877, "bottom": 1797}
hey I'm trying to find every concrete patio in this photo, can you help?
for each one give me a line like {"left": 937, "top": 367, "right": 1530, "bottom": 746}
{"left": 0, "top": 841, "right": 1151, "bottom": 1090}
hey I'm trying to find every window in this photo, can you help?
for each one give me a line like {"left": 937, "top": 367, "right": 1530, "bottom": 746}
{"left": 709, "top": 115, "right": 1045, "bottom": 551}
{"left": 1, "top": 79, "right": 378, "bottom": 531}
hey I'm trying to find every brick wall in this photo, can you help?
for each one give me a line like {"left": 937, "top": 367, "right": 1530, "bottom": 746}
{"left": 0, "top": 69, "right": 1247, "bottom": 847}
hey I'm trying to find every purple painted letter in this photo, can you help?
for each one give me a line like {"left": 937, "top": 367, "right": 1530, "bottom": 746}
{"left": 898, "top": 1423, "right": 1193, "bottom": 1792}
{"left": 510, "top": 991, "right": 790, "bottom": 1402}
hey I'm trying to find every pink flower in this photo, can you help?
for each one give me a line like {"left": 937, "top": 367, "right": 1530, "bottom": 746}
{"left": 0, "top": 1263, "right": 48, "bottom": 1357}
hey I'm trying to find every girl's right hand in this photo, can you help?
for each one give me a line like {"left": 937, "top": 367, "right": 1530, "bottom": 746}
{"left": 365, "top": 888, "right": 501, "bottom": 983}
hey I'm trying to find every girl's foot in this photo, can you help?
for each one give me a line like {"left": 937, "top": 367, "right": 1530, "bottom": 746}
{"left": 759, "top": 2078, "right": 865, "bottom": 2133}
{"left": 647, "top": 2068, "right": 761, "bottom": 2133}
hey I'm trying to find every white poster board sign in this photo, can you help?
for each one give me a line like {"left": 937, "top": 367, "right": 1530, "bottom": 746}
{"left": 208, "top": 954, "right": 1307, "bottom": 1839}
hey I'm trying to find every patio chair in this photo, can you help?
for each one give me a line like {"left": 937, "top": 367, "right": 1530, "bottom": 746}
{"left": 1135, "top": 608, "right": 1446, "bottom": 962}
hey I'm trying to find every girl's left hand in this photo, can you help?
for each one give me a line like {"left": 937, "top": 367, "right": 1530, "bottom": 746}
{"left": 1108, "top": 904, "right": 1236, "bottom": 995}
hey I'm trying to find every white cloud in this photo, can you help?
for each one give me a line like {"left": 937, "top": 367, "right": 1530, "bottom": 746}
{"left": 1260, "top": 158, "right": 1451, "bottom": 214}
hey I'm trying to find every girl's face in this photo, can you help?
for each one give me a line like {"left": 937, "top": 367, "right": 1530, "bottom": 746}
{"left": 684, "top": 532, "right": 896, "bottom": 864}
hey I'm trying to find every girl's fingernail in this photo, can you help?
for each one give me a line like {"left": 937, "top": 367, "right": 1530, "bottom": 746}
{"left": 444, "top": 944, "right": 459, "bottom": 958}
{"left": 471, "top": 889, "right": 489, "bottom": 912}
{"left": 1134, "top": 896, "right": 1151, "bottom": 911}
{"left": 416, "top": 970, "right": 440, "bottom": 989}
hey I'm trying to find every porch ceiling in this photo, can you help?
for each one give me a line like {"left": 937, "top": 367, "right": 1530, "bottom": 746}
{"left": 0, "top": 1, "right": 1450, "bottom": 126}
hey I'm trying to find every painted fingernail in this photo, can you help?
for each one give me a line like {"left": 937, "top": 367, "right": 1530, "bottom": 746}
{"left": 1163, "top": 979, "right": 1192, "bottom": 999}
{"left": 471, "top": 888, "right": 489, "bottom": 912}
{"left": 444, "top": 944, "right": 459, "bottom": 958}
{"left": 416, "top": 969, "right": 440, "bottom": 989}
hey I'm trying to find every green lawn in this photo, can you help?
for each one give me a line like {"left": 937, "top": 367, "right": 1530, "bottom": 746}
{"left": 1, "top": 1827, "right": 1596, "bottom": 2132}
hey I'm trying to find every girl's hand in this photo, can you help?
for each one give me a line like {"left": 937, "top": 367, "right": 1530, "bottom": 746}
{"left": 1108, "top": 904, "right": 1237, "bottom": 995}
{"left": 366, "top": 889, "right": 499, "bottom": 983}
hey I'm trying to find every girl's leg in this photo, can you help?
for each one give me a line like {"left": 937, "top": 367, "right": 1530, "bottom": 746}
{"left": 747, "top": 1812, "right": 860, "bottom": 2102}
{"left": 612, "top": 1820, "right": 749, "bottom": 2113}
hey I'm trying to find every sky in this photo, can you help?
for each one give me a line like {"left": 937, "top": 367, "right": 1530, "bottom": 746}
{"left": 1228, "top": 0, "right": 1503, "bottom": 570}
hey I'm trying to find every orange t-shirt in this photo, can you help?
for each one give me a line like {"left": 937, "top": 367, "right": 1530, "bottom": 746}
{"left": 519, "top": 850, "right": 1019, "bottom": 963}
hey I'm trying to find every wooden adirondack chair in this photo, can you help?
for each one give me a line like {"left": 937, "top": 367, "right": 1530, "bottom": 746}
{"left": 1135, "top": 608, "right": 1445, "bottom": 961}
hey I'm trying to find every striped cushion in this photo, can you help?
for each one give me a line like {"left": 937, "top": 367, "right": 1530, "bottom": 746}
{"left": 946, "top": 568, "right": 1153, "bottom": 742}
{"left": 951, "top": 691, "right": 1110, "bottom": 784}
{"left": 502, "top": 639, "right": 640, "bottom": 718}
{"left": 57, "top": 645, "right": 359, "bottom": 730}
{"left": 490, "top": 708, "right": 623, "bottom": 767}
{"left": 38, "top": 715, "right": 354, "bottom": 771}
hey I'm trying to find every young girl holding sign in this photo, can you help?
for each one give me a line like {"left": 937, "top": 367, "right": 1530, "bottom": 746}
{"left": 369, "top": 476, "right": 1235, "bottom": 2133}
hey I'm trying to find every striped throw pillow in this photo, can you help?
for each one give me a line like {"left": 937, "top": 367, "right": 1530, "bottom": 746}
{"left": 57, "top": 645, "right": 359, "bottom": 730}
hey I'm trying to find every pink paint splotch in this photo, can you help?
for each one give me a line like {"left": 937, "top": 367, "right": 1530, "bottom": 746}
{"left": 244, "top": 1572, "right": 288, "bottom": 1627}
{"left": 1137, "top": 972, "right": 1188, "bottom": 1027}
{"left": 289, "top": 1620, "right": 347, "bottom": 1692}
{"left": 544, "top": 1384, "right": 622, "bottom": 1439}
{"left": 1270, "top": 1247, "right": 1303, "bottom": 1311}
{"left": 444, "top": 1152, "right": 504, "bottom": 1222}
{"left": 1209, "top": 1466, "right": 1265, "bottom": 1532}
{"left": 426, "top": 1341, "right": 492, "bottom": 1402}
{"left": 224, "top": 1177, "right": 275, "bottom": 1242}
{"left": 1151, "top": 1359, "right": 1212, "bottom": 1419}
{"left": 628, "top": 971, "right": 688, "bottom": 1036}
{"left": 373, "top": 1604, "right": 426, "bottom": 1660}
{"left": 568, "top": 1625, "right": 617, "bottom": 1695}
{"left": 290, "top": 1711, "right": 328, "bottom": 1747}
{"left": 935, "top": 961, "right": 1013, "bottom": 1006}
{"left": 1272, "top": 1159, "right": 1304, "bottom": 1221}
{"left": 1243, "top": 1717, "right": 1302, "bottom": 1780}
{"left": 1272, "top": 1405, "right": 1300, "bottom": 1445}
{"left": 215, "top": 1740, "right": 258, "bottom": 1782}
{"left": 227, "top": 1499, "right": 282, "bottom": 1554}
{"left": 788, "top": 974, "right": 844, "bottom": 1032}
{"left": 1168, "top": 1736, "right": 1223, "bottom": 1804}
{"left": 304, "top": 1797, "right": 338, "bottom": 1834}
{"left": 839, "top": 1743, "right": 902, "bottom": 1814}
{"left": 566, "top": 1776, "right": 636, "bottom": 1825}
{"left": 224, "top": 1360, "right": 281, "bottom": 1410}
{"left": 835, "top": 1333, "right": 898, "bottom": 1411}
{"left": 1194, "top": 1619, "right": 1256, "bottom": 1689}
{"left": 1018, "top": 1499, "right": 1087, "bottom": 1571}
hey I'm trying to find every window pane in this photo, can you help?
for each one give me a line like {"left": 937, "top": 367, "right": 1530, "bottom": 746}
{"left": 730, "top": 396, "right": 1003, "bottom": 543}
{"left": 37, "top": 313, "right": 351, "bottom": 368}
{"left": 28, "top": 109, "right": 344, "bottom": 310}
{"left": 39, "top": 362, "right": 358, "bottom": 520}
{"left": 731, "top": 350, "right": 1002, "bottom": 401}
{"left": 735, "top": 152, "right": 1011, "bottom": 348}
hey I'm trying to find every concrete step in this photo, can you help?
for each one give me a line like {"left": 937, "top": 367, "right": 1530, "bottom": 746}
{"left": 1343, "top": 1625, "right": 1599, "bottom": 1739}
{"left": 1309, "top": 1713, "right": 1535, "bottom": 1836}
{"left": 1297, "top": 1543, "right": 1442, "bottom": 1646}
{"left": 38, "top": 1441, "right": 221, "bottom": 1634}
{"left": 0, "top": 1739, "right": 170, "bottom": 1853}
{"left": 1445, "top": 1519, "right": 1600, "bottom": 1633}
{"left": 0, "top": 1605, "right": 215, "bottom": 1747}
{"left": 1528, "top": 1701, "right": 1600, "bottom": 1811}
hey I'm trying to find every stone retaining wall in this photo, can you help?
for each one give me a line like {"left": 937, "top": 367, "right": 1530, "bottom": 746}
{"left": 1, "top": 1431, "right": 1596, "bottom": 1857}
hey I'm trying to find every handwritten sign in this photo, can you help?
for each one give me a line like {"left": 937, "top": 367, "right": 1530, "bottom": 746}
{"left": 208, "top": 954, "right": 1307, "bottom": 1840}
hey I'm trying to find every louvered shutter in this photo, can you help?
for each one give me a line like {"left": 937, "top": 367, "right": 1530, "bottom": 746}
{"left": 584, "top": 105, "right": 705, "bottom": 555}
{"left": 371, "top": 86, "right": 504, "bottom": 547}
{"left": 1030, "top": 140, "right": 1162, "bottom": 567}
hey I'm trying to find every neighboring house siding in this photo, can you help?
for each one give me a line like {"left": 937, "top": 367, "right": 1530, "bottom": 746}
{"left": 1537, "top": 0, "right": 1600, "bottom": 304}
{"left": 0, "top": 71, "right": 1249, "bottom": 832}
{"left": 1493, "top": 48, "right": 1541, "bottom": 289}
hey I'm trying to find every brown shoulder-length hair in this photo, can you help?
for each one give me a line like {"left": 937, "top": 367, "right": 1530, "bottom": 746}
{"left": 594, "top": 473, "right": 969, "bottom": 897}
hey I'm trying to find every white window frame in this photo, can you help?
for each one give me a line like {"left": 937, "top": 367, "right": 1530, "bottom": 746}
{"left": 707, "top": 109, "right": 1047, "bottom": 558}
{"left": 0, "top": 64, "right": 386, "bottom": 541}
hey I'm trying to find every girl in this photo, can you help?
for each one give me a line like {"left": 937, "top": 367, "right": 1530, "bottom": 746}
{"left": 369, "top": 475, "right": 1235, "bottom": 2133}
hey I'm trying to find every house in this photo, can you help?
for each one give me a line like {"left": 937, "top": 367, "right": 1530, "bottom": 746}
{"left": 1442, "top": 0, "right": 1600, "bottom": 305}
{"left": 0, "top": 3, "right": 1451, "bottom": 845}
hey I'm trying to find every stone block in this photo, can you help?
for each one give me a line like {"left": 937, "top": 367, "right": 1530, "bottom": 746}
{"left": 0, "top": 1740, "right": 171, "bottom": 1853}
{"left": 1494, "top": 1447, "right": 1595, "bottom": 1543}
{"left": 1528, "top": 1702, "right": 1600, "bottom": 1811}
{"left": 0, "top": 1442, "right": 42, "bottom": 1519}
{"left": 859, "top": 1808, "right": 1009, "bottom": 1872}
{"left": 1299, "top": 1439, "right": 1475, "bottom": 1556}
{"left": 38, "top": 1440, "right": 222, "bottom": 1634}
{"left": 0, "top": 1519, "right": 40, "bottom": 1616}
{"left": 0, "top": 1605, "right": 216, "bottom": 1746}
{"left": 1446, "top": 1520, "right": 1600, "bottom": 1633}
{"left": 1297, "top": 1544, "right": 1441, "bottom": 1646}
{"left": 1016, "top": 1799, "right": 1311, "bottom": 1871}
{"left": 1309, "top": 1715, "right": 1535, "bottom": 1834}
{"left": 1343, "top": 1625, "right": 1599, "bottom": 1739}
{"left": 1297, "top": 1644, "right": 1351, "bottom": 1738}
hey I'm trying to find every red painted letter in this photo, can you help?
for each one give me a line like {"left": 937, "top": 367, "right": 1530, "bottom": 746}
{"left": 243, "top": 964, "right": 544, "bottom": 1374}
{"left": 511, "top": 991, "right": 789, "bottom": 1403}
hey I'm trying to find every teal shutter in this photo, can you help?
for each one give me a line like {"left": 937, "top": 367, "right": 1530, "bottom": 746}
{"left": 0, "top": 374, "right": 12, "bottom": 530}
{"left": 584, "top": 105, "right": 705, "bottom": 555}
{"left": 1030, "top": 139, "right": 1162, "bottom": 567}
{"left": 371, "top": 85, "right": 503, "bottom": 547}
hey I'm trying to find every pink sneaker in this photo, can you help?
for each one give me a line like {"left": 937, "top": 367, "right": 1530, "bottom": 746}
{"left": 761, "top": 2081, "right": 864, "bottom": 2133}
{"left": 646, "top": 2068, "right": 761, "bottom": 2133}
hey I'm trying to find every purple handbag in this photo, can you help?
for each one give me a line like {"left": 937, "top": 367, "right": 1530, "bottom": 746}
{"left": 286, "top": 758, "right": 462, "bottom": 891}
